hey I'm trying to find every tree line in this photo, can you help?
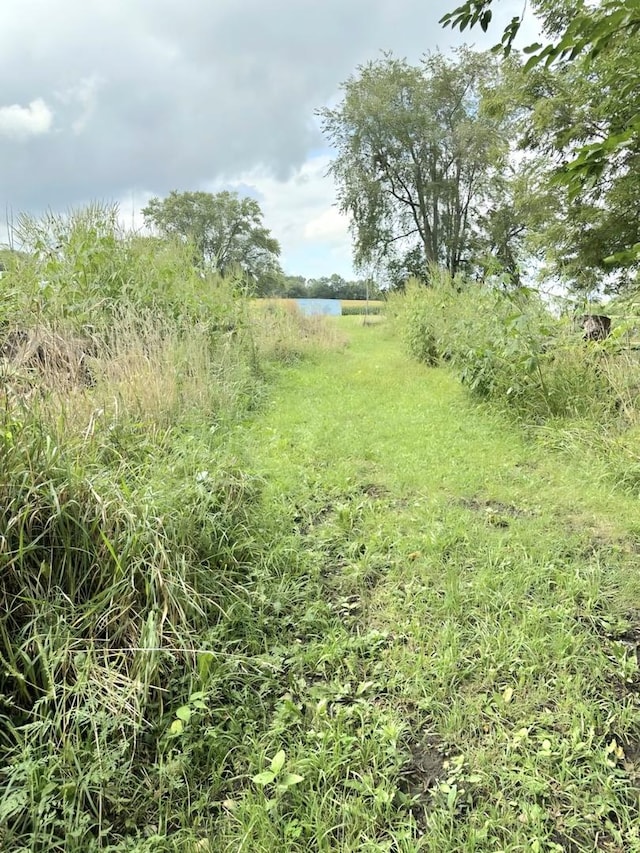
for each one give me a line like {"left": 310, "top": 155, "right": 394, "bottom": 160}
{"left": 140, "top": 190, "right": 378, "bottom": 299}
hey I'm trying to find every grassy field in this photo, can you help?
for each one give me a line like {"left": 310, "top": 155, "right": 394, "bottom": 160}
{"left": 4, "top": 294, "right": 640, "bottom": 851}
{"left": 215, "top": 315, "right": 640, "bottom": 851}
{"left": 257, "top": 298, "right": 385, "bottom": 315}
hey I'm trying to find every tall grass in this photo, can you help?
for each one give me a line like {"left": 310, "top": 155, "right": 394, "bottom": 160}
{"left": 251, "top": 299, "right": 348, "bottom": 364}
{"left": 0, "top": 205, "right": 342, "bottom": 851}
{"left": 393, "top": 268, "right": 640, "bottom": 492}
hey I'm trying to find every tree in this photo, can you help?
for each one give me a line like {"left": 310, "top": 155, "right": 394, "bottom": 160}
{"left": 441, "top": 0, "right": 640, "bottom": 66}
{"left": 280, "top": 274, "right": 308, "bottom": 298}
{"left": 142, "top": 190, "right": 281, "bottom": 289}
{"left": 319, "top": 49, "right": 508, "bottom": 280}
{"left": 514, "top": 40, "right": 640, "bottom": 294}
{"left": 440, "top": 3, "right": 640, "bottom": 294}
{"left": 441, "top": 0, "right": 640, "bottom": 203}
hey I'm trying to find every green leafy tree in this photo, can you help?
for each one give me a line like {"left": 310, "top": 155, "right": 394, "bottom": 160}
{"left": 319, "top": 49, "right": 508, "bottom": 280}
{"left": 520, "top": 50, "right": 640, "bottom": 293}
{"left": 280, "top": 274, "right": 308, "bottom": 298}
{"left": 441, "top": 11, "right": 640, "bottom": 294}
{"left": 441, "top": 0, "right": 640, "bottom": 203}
{"left": 478, "top": 28, "right": 640, "bottom": 294}
{"left": 142, "top": 190, "right": 282, "bottom": 289}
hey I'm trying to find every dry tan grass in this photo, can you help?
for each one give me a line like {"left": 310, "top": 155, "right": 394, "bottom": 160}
{"left": 251, "top": 299, "right": 348, "bottom": 361}
{"left": 0, "top": 313, "right": 247, "bottom": 446}
{"left": 0, "top": 300, "right": 348, "bottom": 451}
{"left": 340, "top": 299, "right": 385, "bottom": 310}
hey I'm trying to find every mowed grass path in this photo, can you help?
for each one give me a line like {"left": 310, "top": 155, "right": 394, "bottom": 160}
{"left": 227, "top": 317, "right": 640, "bottom": 852}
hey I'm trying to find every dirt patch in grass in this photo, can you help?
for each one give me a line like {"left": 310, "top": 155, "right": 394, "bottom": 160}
{"left": 294, "top": 483, "right": 389, "bottom": 535}
{"left": 547, "top": 827, "right": 617, "bottom": 853}
{"left": 548, "top": 829, "right": 583, "bottom": 853}
{"left": 603, "top": 731, "right": 640, "bottom": 782}
{"left": 459, "top": 497, "right": 534, "bottom": 518}
{"left": 293, "top": 501, "right": 335, "bottom": 535}
{"left": 360, "top": 482, "right": 390, "bottom": 499}
{"left": 563, "top": 513, "right": 638, "bottom": 557}
{"left": 621, "top": 739, "right": 640, "bottom": 781}
{"left": 397, "top": 734, "right": 448, "bottom": 824}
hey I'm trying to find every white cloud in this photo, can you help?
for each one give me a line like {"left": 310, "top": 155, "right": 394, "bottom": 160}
{"left": 0, "top": 0, "right": 543, "bottom": 275}
{"left": 56, "top": 76, "right": 102, "bottom": 134}
{"left": 304, "top": 207, "right": 350, "bottom": 244}
{"left": 0, "top": 0, "right": 539, "bottom": 210}
{"left": 0, "top": 98, "right": 53, "bottom": 139}
{"left": 214, "top": 155, "right": 356, "bottom": 277}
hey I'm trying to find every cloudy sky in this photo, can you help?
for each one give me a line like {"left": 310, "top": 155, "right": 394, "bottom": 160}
{"left": 0, "top": 0, "right": 539, "bottom": 279}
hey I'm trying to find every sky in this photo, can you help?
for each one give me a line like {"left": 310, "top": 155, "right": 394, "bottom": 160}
{"left": 0, "top": 0, "right": 540, "bottom": 280}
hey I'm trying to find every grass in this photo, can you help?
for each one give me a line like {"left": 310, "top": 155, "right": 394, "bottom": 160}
{"left": 256, "top": 298, "right": 385, "bottom": 316}
{"left": 340, "top": 300, "right": 385, "bottom": 315}
{"left": 214, "top": 315, "right": 640, "bottom": 851}
{"left": 0, "top": 210, "right": 351, "bottom": 852}
{"left": 4, "top": 287, "right": 640, "bottom": 850}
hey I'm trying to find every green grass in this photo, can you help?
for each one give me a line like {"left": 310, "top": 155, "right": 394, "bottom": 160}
{"left": 340, "top": 300, "right": 385, "bottom": 315}
{"left": 214, "top": 315, "right": 640, "bottom": 851}
{"left": 5, "top": 302, "right": 640, "bottom": 851}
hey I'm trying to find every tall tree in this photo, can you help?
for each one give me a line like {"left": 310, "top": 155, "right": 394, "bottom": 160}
{"left": 441, "top": 4, "right": 640, "bottom": 295}
{"left": 142, "top": 190, "right": 281, "bottom": 288}
{"left": 319, "top": 49, "right": 507, "bottom": 280}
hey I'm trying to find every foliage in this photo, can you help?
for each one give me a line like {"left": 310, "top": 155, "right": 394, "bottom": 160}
{"left": 6, "top": 203, "right": 244, "bottom": 328}
{"left": 441, "top": 0, "right": 640, "bottom": 72}
{"left": 305, "top": 273, "right": 380, "bottom": 300}
{"left": 399, "top": 278, "right": 441, "bottom": 365}
{"left": 0, "top": 206, "right": 346, "bottom": 852}
{"left": 393, "top": 269, "right": 619, "bottom": 422}
{"left": 264, "top": 272, "right": 381, "bottom": 300}
{"left": 142, "top": 190, "right": 282, "bottom": 292}
{"left": 441, "top": 0, "right": 640, "bottom": 265}
{"left": 396, "top": 267, "right": 640, "bottom": 494}
{"left": 512, "top": 39, "right": 640, "bottom": 294}
{"left": 319, "top": 49, "right": 509, "bottom": 280}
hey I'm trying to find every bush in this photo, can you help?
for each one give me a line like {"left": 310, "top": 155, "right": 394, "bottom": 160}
{"left": 394, "top": 268, "right": 617, "bottom": 423}
{"left": 394, "top": 267, "right": 640, "bottom": 495}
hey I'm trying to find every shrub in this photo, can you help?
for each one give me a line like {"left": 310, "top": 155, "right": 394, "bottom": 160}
{"left": 395, "top": 266, "right": 640, "bottom": 495}
{"left": 395, "top": 268, "right": 617, "bottom": 423}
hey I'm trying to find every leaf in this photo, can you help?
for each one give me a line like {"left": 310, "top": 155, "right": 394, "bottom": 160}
{"left": 170, "top": 719, "right": 184, "bottom": 735}
{"left": 280, "top": 773, "right": 304, "bottom": 787}
{"left": 480, "top": 10, "right": 492, "bottom": 32}
{"left": 198, "top": 651, "right": 215, "bottom": 683}
{"left": 270, "top": 749, "right": 286, "bottom": 774}
{"left": 252, "top": 770, "right": 276, "bottom": 786}
{"left": 176, "top": 706, "right": 191, "bottom": 723}
{"left": 0, "top": 790, "right": 28, "bottom": 821}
